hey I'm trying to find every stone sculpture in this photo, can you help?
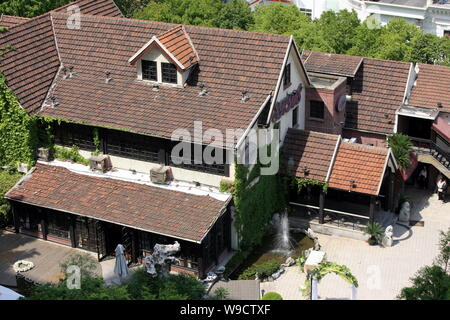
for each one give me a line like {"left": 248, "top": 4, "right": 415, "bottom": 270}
{"left": 399, "top": 202, "right": 410, "bottom": 223}
{"left": 381, "top": 225, "right": 394, "bottom": 247}
{"left": 306, "top": 228, "right": 321, "bottom": 251}
{"left": 144, "top": 241, "right": 180, "bottom": 277}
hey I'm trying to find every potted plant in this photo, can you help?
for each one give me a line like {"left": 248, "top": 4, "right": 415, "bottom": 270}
{"left": 364, "top": 222, "right": 384, "bottom": 246}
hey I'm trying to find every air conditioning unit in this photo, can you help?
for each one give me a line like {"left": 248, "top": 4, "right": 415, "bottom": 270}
{"left": 89, "top": 155, "right": 112, "bottom": 173}
{"left": 150, "top": 166, "right": 171, "bottom": 184}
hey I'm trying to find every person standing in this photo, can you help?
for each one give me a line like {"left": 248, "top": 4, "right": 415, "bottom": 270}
{"left": 418, "top": 167, "right": 428, "bottom": 189}
{"left": 437, "top": 177, "right": 448, "bottom": 203}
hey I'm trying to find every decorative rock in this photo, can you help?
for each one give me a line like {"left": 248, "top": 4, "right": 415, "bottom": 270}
{"left": 281, "top": 257, "right": 296, "bottom": 267}
{"left": 399, "top": 202, "right": 410, "bottom": 223}
{"left": 144, "top": 241, "right": 180, "bottom": 278}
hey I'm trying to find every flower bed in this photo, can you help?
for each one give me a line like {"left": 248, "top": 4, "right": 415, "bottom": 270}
{"left": 13, "top": 260, "right": 35, "bottom": 273}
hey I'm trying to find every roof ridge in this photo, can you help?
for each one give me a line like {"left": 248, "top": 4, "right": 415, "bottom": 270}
{"left": 341, "top": 141, "right": 388, "bottom": 153}
{"left": 288, "top": 128, "right": 340, "bottom": 139}
{"left": 49, "top": 11, "right": 292, "bottom": 40}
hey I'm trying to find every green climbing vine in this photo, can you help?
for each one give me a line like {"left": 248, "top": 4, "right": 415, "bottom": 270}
{"left": 92, "top": 128, "right": 101, "bottom": 156}
{"left": 233, "top": 151, "right": 288, "bottom": 252}
{"left": 292, "top": 177, "right": 328, "bottom": 193}
{"left": 301, "top": 261, "right": 359, "bottom": 297}
{"left": 0, "top": 72, "right": 38, "bottom": 167}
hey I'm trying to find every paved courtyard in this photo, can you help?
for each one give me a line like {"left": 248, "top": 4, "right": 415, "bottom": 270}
{"left": 261, "top": 187, "right": 450, "bottom": 300}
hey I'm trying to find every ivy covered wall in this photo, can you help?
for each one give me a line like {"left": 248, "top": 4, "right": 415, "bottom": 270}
{"left": 0, "top": 72, "right": 38, "bottom": 167}
{"left": 233, "top": 158, "right": 288, "bottom": 252}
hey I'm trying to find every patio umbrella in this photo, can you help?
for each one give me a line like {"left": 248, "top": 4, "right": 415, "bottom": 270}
{"left": 113, "top": 244, "right": 129, "bottom": 279}
{"left": 0, "top": 286, "right": 24, "bottom": 300}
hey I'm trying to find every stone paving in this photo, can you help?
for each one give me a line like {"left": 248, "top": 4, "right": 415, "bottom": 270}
{"left": 261, "top": 187, "right": 450, "bottom": 300}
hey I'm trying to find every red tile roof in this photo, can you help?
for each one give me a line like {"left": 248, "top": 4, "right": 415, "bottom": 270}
{"left": 0, "top": 15, "right": 30, "bottom": 28}
{"left": 130, "top": 26, "right": 199, "bottom": 70}
{"left": 329, "top": 142, "right": 389, "bottom": 195}
{"left": 5, "top": 164, "right": 228, "bottom": 243}
{"left": 408, "top": 63, "right": 450, "bottom": 112}
{"left": 0, "top": 12, "right": 289, "bottom": 146}
{"left": 283, "top": 129, "right": 339, "bottom": 182}
{"left": 345, "top": 58, "right": 412, "bottom": 135}
{"left": 302, "top": 50, "right": 363, "bottom": 77}
{"left": 53, "top": 0, "right": 123, "bottom": 17}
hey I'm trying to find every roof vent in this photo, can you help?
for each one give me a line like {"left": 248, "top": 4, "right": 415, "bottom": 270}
{"left": 50, "top": 96, "right": 59, "bottom": 108}
{"left": 105, "top": 72, "right": 112, "bottom": 84}
{"left": 150, "top": 165, "right": 170, "bottom": 184}
{"left": 241, "top": 90, "right": 250, "bottom": 103}
{"left": 198, "top": 83, "right": 208, "bottom": 96}
{"left": 153, "top": 84, "right": 160, "bottom": 91}
{"left": 437, "top": 102, "right": 443, "bottom": 108}
{"left": 63, "top": 66, "right": 74, "bottom": 79}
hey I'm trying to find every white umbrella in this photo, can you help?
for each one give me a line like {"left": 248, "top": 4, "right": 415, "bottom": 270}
{"left": 113, "top": 244, "right": 129, "bottom": 280}
{"left": 0, "top": 286, "right": 24, "bottom": 300}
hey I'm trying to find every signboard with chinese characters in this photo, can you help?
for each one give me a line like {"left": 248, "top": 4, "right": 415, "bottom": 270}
{"left": 272, "top": 83, "right": 303, "bottom": 123}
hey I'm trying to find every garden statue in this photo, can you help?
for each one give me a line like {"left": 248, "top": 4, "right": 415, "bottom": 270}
{"left": 381, "top": 225, "right": 394, "bottom": 247}
{"left": 306, "top": 228, "right": 321, "bottom": 251}
{"left": 399, "top": 202, "right": 410, "bottom": 223}
{"left": 144, "top": 241, "right": 180, "bottom": 277}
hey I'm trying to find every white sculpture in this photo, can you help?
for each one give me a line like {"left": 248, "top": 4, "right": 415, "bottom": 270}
{"left": 144, "top": 241, "right": 180, "bottom": 277}
{"left": 381, "top": 225, "right": 394, "bottom": 247}
{"left": 306, "top": 228, "right": 321, "bottom": 251}
{"left": 399, "top": 202, "right": 410, "bottom": 223}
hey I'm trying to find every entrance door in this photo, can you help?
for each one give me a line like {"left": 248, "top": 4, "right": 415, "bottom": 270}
{"left": 96, "top": 221, "right": 107, "bottom": 261}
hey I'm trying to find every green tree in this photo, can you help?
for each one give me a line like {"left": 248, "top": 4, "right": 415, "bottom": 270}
{"left": 252, "top": 3, "right": 309, "bottom": 35}
{"left": 0, "top": 169, "right": 23, "bottom": 227}
{"left": 0, "top": 0, "right": 71, "bottom": 18}
{"left": 134, "top": 0, "right": 223, "bottom": 27}
{"left": 114, "top": 0, "right": 151, "bottom": 18}
{"left": 214, "top": 0, "right": 254, "bottom": 30}
{"left": 387, "top": 133, "right": 413, "bottom": 170}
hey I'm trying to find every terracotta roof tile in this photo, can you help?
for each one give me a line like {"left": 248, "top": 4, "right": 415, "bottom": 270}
{"left": 157, "top": 26, "right": 199, "bottom": 69}
{"left": 329, "top": 142, "right": 388, "bottom": 195}
{"left": 5, "top": 164, "right": 228, "bottom": 243}
{"left": 302, "top": 51, "right": 363, "bottom": 77}
{"left": 345, "top": 58, "right": 411, "bottom": 135}
{"left": 283, "top": 129, "right": 339, "bottom": 182}
{"left": 408, "top": 63, "right": 450, "bottom": 112}
{"left": 0, "top": 15, "right": 30, "bottom": 28}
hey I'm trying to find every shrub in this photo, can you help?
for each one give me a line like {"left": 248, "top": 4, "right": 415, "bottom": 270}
{"left": 54, "top": 145, "right": 89, "bottom": 165}
{"left": 59, "top": 253, "right": 99, "bottom": 281}
{"left": 364, "top": 222, "right": 384, "bottom": 245}
{"left": 225, "top": 250, "right": 249, "bottom": 277}
{"left": 238, "top": 259, "right": 281, "bottom": 280}
{"left": 219, "top": 180, "right": 235, "bottom": 193}
{"left": 388, "top": 133, "right": 413, "bottom": 170}
{"left": 262, "top": 292, "right": 283, "bottom": 300}
{"left": 211, "top": 287, "right": 230, "bottom": 300}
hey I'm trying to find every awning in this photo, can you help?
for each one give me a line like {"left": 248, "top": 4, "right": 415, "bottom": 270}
{"left": 397, "top": 105, "right": 440, "bottom": 120}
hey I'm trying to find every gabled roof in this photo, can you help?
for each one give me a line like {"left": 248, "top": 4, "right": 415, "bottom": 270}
{"left": 129, "top": 26, "right": 199, "bottom": 70}
{"left": 408, "top": 63, "right": 450, "bottom": 112}
{"left": 1, "top": 11, "right": 290, "bottom": 147}
{"left": 283, "top": 128, "right": 340, "bottom": 183}
{"left": 345, "top": 58, "right": 412, "bottom": 135}
{"left": 301, "top": 50, "right": 363, "bottom": 78}
{"left": 329, "top": 142, "right": 390, "bottom": 196}
{"left": 0, "top": 15, "right": 30, "bottom": 28}
{"left": 5, "top": 164, "right": 229, "bottom": 243}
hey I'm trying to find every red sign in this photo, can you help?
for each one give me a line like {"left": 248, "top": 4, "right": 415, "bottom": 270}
{"left": 272, "top": 83, "right": 303, "bottom": 123}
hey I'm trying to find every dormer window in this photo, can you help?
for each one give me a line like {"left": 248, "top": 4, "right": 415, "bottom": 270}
{"left": 129, "top": 26, "right": 199, "bottom": 87}
{"left": 142, "top": 60, "right": 157, "bottom": 81}
{"left": 161, "top": 62, "right": 177, "bottom": 84}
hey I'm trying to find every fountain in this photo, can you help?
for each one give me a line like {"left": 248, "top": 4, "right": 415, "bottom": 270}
{"left": 272, "top": 211, "right": 295, "bottom": 255}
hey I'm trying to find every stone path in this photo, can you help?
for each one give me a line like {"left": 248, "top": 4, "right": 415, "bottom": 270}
{"left": 262, "top": 187, "right": 450, "bottom": 300}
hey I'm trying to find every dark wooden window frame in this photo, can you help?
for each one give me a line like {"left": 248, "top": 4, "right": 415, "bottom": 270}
{"left": 283, "top": 63, "right": 291, "bottom": 88}
{"left": 142, "top": 60, "right": 158, "bottom": 81}
{"left": 292, "top": 106, "right": 299, "bottom": 127}
{"left": 161, "top": 62, "right": 178, "bottom": 84}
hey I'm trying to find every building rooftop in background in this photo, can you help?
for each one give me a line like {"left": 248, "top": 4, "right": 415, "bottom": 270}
{"left": 302, "top": 50, "right": 363, "bottom": 78}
